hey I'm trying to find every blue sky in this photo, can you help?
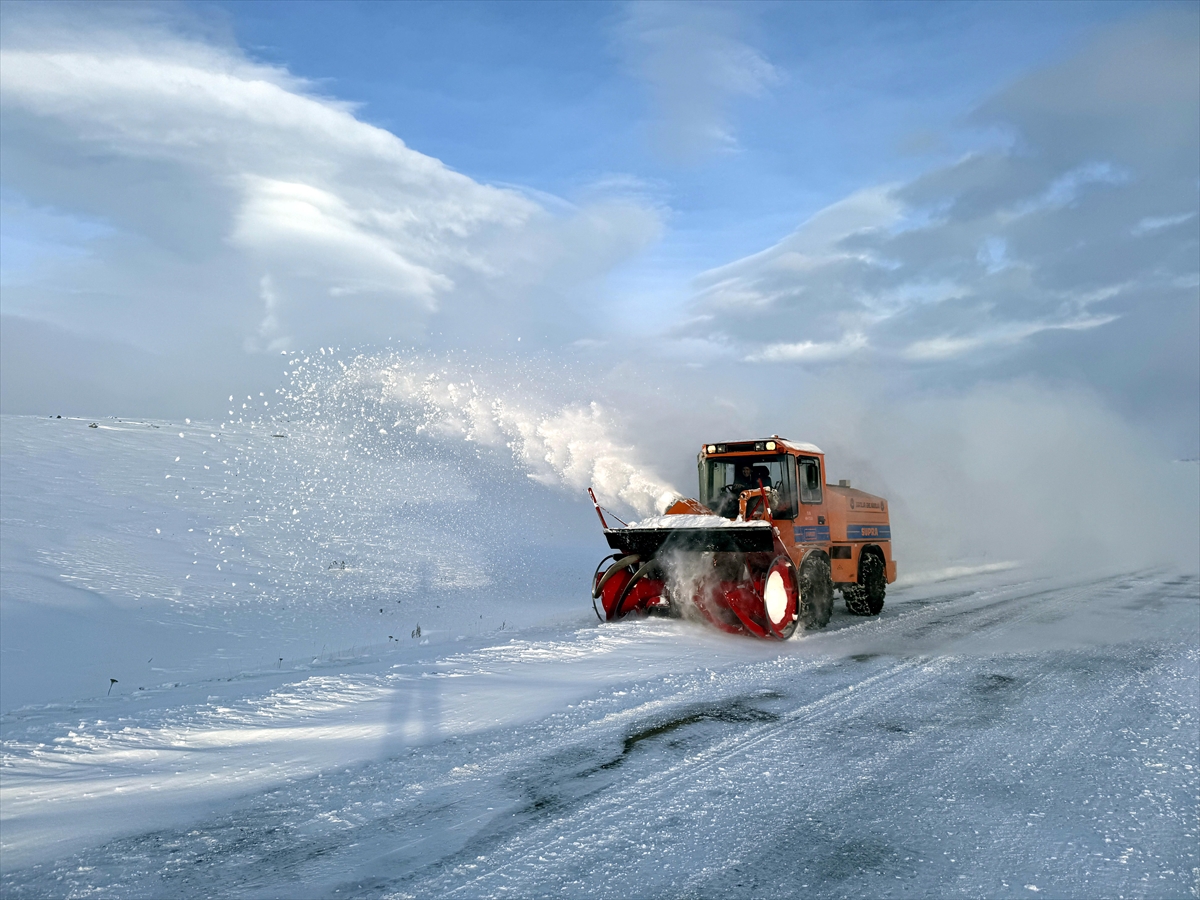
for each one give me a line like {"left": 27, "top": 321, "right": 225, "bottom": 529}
{"left": 1, "top": 0, "right": 1196, "bottom": 461}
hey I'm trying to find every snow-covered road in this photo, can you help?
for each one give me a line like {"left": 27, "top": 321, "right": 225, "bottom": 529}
{"left": 3, "top": 568, "right": 1196, "bottom": 898}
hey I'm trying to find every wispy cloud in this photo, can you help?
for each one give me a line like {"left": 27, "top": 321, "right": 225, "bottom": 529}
{"left": 1131, "top": 211, "right": 1196, "bottom": 236}
{"left": 901, "top": 313, "right": 1119, "bottom": 362}
{"left": 0, "top": 6, "right": 661, "bottom": 363}
{"left": 618, "top": 1, "right": 778, "bottom": 161}
{"left": 747, "top": 331, "right": 868, "bottom": 363}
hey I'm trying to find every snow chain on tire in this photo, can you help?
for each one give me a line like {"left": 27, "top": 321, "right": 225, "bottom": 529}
{"left": 844, "top": 551, "right": 885, "bottom": 616}
{"left": 798, "top": 555, "right": 833, "bottom": 629}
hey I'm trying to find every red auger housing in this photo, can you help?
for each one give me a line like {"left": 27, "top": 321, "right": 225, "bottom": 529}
{"left": 590, "top": 437, "right": 897, "bottom": 639}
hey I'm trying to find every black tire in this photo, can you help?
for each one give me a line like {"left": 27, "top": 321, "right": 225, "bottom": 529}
{"left": 843, "top": 551, "right": 885, "bottom": 616}
{"left": 798, "top": 555, "right": 833, "bottom": 629}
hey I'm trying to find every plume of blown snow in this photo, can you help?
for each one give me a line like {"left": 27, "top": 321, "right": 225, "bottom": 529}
{"left": 273, "top": 349, "right": 679, "bottom": 517}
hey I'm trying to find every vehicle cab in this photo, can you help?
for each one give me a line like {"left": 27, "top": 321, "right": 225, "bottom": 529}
{"left": 695, "top": 436, "right": 896, "bottom": 593}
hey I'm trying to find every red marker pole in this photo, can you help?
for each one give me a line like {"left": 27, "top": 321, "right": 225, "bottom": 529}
{"left": 587, "top": 487, "right": 609, "bottom": 529}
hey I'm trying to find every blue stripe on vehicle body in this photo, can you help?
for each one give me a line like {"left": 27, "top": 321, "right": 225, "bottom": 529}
{"left": 846, "top": 524, "right": 891, "bottom": 541}
{"left": 793, "top": 525, "right": 831, "bottom": 543}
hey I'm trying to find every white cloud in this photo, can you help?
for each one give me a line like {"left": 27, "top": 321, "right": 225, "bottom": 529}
{"left": 747, "top": 331, "right": 868, "bottom": 363}
{"left": 0, "top": 7, "right": 661, "bottom": 373}
{"left": 1006, "top": 161, "right": 1128, "bottom": 219}
{"left": 1131, "top": 211, "right": 1196, "bottom": 236}
{"left": 898, "top": 334, "right": 980, "bottom": 362}
{"left": 690, "top": 187, "right": 901, "bottom": 324}
{"left": 698, "top": 187, "right": 901, "bottom": 288}
{"left": 0, "top": 39, "right": 535, "bottom": 306}
{"left": 229, "top": 177, "right": 453, "bottom": 307}
{"left": 901, "top": 313, "right": 1118, "bottom": 361}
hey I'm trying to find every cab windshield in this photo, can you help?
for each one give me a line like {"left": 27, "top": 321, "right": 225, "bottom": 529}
{"left": 700, "top": 455, "right": 797, "bottom": 520}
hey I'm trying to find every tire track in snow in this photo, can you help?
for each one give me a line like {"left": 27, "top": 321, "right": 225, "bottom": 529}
{"left": 260, "top": 573, "right": 1146, "bottom": 897}
{"left": 388, "top": 574, "right": 1132, "bottom": 897}
{"left": 327, "top": 576, "right": 1094, "bottom": 894}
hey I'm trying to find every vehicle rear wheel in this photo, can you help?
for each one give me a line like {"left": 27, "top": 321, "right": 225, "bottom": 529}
{"left": 843, "top": 551, "right": 885, "bottom": 616}
{"left": 798, "top": 555, "right": 833, "bottom": 629}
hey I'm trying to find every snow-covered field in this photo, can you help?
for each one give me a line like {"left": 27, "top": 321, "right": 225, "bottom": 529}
{"left": 2, "top": 414, "right": 1197, "bottom": 898}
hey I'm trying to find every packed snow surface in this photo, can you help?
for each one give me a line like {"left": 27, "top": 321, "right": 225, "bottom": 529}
{"left": 2, "top": 415, "right": 1197, "bottom": 899}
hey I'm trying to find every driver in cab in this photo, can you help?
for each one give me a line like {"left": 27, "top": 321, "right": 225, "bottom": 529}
{"left": 715, "top": 463, "right": 775, "bottom": 518}
{"left": 735, "top": 463, "right": 770, "bottom": 491}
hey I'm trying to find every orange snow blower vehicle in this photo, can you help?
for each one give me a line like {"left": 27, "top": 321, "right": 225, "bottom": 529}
{"left": 590, "top": 437, "right": 897, "bottom": 639}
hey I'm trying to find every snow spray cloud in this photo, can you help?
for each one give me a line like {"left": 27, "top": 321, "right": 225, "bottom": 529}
{"left": 272, "top": 348, "right": 680, "bottom": 517}
{"left": 645, "top": 364, "right": 1200, "bottom": 577}
{"left": 555, "top": 358, "right": 1199, "bottom": 579}
{"left": 220, "top": 348, "right": 678, "bottom": 605}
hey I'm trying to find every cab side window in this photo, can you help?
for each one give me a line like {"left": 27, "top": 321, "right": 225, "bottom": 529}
{"left": 798, "top": 457, "right": 823, "bottom": 505}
